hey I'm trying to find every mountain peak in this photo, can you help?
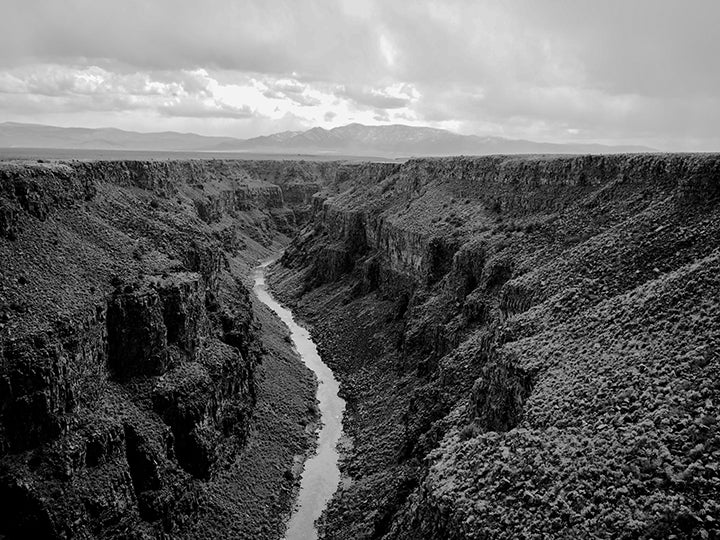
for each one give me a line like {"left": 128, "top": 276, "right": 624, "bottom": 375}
{"left": 0, "top": 121, "right": 656, "bottom": 156}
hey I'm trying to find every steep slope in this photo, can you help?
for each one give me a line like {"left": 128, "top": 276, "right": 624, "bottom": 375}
{"left": 0, "top": 159, "right": 340, "bottom": 538}
{"left": 269, "top": 154, "right": 720, "bottom": 539}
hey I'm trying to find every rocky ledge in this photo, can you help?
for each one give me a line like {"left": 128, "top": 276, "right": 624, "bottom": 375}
{"left": 0, "top": 158, "right": 334, "bottom": 539}
{"left": 270, "top": 153, "right": 720, "bottom": 539}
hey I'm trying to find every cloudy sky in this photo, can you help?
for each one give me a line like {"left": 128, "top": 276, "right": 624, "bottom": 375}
{"left": 1, "top": 0, "right": 718, "bottom": 150}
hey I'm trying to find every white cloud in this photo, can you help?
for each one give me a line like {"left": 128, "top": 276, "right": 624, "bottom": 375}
{"left": 336, "top": 83, "right": 418, "bottom": 110}
{"left": 378, "top": 34, "right": 397, "bottom": 68}
{"left": 0, "top": 0, "right": 718, "bottom": 149}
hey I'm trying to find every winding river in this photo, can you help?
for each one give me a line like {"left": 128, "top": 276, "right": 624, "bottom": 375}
{"left": 252, "top": 260, "right": 346, "bottom": 540}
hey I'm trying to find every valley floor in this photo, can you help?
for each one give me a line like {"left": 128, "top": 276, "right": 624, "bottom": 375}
{"left": 268, "top": 154, "right": 720, "bottom": 540}
{"left": 177, "top": 286, "right": 317, "bottom": 540}
{"left": 2, "top": 154, "right": 719, "bottom": 540}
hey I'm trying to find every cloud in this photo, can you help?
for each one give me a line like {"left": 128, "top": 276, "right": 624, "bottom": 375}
{"left": 267, "top": 79, "right": 307, "bottom": 95}
{"left": 158, "top": 99, "right": 255, "bottom": 119}
{"left": 0, "top": 65, "right": 212, "bottom": 98}
{"left": 337, "top": 85, "right": 412, "bottom": 109}
{"left": 0, "top": 0, "right": 718, "bottom": 149}
{"left": 0, "top": 64, "right": 259, "bottom": 121}
{"left": 373, "top": 109, "right": 391, "bottom": 122}
{"left": 260, "top": 80, "right": 322, "bottom": 107}
{"left": 0, "top": 0, "right": 390, "bottom": 81}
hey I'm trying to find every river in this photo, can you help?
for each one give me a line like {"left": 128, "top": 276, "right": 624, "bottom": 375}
{"left": 252, "top": 260, "right": 346, "bottom": 540}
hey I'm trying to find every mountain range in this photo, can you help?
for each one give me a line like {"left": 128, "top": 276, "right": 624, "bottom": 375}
{"left": 0, "top": 121, "right": 655, "bottom": 157}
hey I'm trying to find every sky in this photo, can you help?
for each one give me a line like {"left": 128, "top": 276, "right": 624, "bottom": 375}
{"left": 0, "top": 0, "right": 719, "bottom": 150}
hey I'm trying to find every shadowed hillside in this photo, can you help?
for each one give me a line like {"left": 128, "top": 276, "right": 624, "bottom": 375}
{"left": 1, "top": 154, "right": 718, "bottom": 539}
{"left": 0, "top": 159, "right": 342, "bottom": 539}
{"left": 269, "top": 154, "right": 720, "bottom": 539}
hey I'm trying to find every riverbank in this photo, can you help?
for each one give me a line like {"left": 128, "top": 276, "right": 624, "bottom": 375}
{"left": 177, "top": 271, "right": 318, "bottom": 539}
{"left": 266, "top": 264, "right": 420, "bottom": 540}
{"left": 0, "top": 159, "right": 333, "bottom": 538}
{"left": 267, "top": 154, "right": 720, "bottom": 539}
{"left": 254, "top": 261, "right": 346, "bottom": 540}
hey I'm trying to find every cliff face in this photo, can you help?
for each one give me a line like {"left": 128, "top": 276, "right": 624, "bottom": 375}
{"left": 0, "top": 159, "right": 327, "bottom": 538}
{"left": 4, "top": 154, "right": 719, "bottom": 539}
{"left": 271, "top": 154, "right": 720, "bottom": 539}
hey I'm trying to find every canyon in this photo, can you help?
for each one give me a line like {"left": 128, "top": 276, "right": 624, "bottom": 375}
{"left": 0, "top": 159, "right": 335, "bottom": 539}
{"left": 1, "top": 154, "right": 719, "bottom": 539}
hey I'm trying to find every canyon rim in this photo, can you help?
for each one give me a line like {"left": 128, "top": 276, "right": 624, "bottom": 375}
{"left": 2, "top": 1, "right": 720, "bottom": 538}
{"left": 1, "top": 154, "right": 719, "bottom": 539}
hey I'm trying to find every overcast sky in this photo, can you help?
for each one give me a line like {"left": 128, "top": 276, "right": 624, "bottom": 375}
{"left": 1, "top": 0, "right": 718, "bottom": 150}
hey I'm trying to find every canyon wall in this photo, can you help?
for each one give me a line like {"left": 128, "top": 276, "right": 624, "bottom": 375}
{"left": 3, "top": 154, "right": 718, "bottom": 539}
{"left": 270, "top": 154, "right": 720, "bottom": 539}
{"left": 0, "top": 159, "right": 337, "bottom": 538}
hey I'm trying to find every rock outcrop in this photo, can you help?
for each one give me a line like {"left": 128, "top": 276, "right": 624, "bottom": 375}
{"left": 0, "top": 158, "right": 327, "bottom": 538}
{"left": 4, "top": 152, "right": 718, "bottom": 539}
{"left": 270, "top": 153, "right": 720, "bottom": 539}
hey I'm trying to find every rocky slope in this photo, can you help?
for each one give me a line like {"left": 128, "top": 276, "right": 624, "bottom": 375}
{"left": 0, "top": 158, "right": 341, "bottom": 538}
{"left": 269, "top": 154, "right": 720, "bottom": 539}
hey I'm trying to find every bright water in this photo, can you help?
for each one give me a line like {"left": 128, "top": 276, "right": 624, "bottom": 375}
{"left": 253, "top": 261, "right": 346, "bottom": 540}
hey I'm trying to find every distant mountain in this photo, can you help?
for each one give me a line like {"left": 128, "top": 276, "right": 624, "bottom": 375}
{"left": 0, "top": 121, "right": 655, "bottom": 157}
{"left": 230, "top": 123, "right": 655, "bottom": 155}
{"left": 0, "top": 122, "right": 239, "bottom": 152}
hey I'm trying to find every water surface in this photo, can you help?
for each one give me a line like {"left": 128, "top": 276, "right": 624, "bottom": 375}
{"left": 253, "top": 261, "right": 346, "bottom": 540}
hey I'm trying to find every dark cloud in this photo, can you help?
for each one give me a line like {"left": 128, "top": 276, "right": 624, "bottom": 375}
{"left": 0, "top": 66, "right": 212, "bottom": 98}
{"left": 286, "top": 94, "right": 322, "bottom": 107}
{"left": 261, "top": 81, "right": 321, "bottom": 107}
{"left": 0, "top": 65, "right": 255, "bottom": 120}
{"left": 373, "top": 109, "right": 391, "bottom": 122}
{"left": 262, "top": 89, "right": 285, "bottom": 100}
{"left": 0, "top": 0, "right": 718, "bottom": 149}
{"left": 508, "top": 0, "right": 720, "bottom": 99}
{"left": 0, "top": 0, "right": 388, "bottom": 81}
{"left": 337, "top": 85, "right": 410, "bottom": 109}
{"left": 158, "top": 100, "right": 255, "bottom": 119}
{"left": 268, "top": 80, "right": 307, "bottom": 95}
{"left": 0, "top": 91, "right": 147, "bottom": 115}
